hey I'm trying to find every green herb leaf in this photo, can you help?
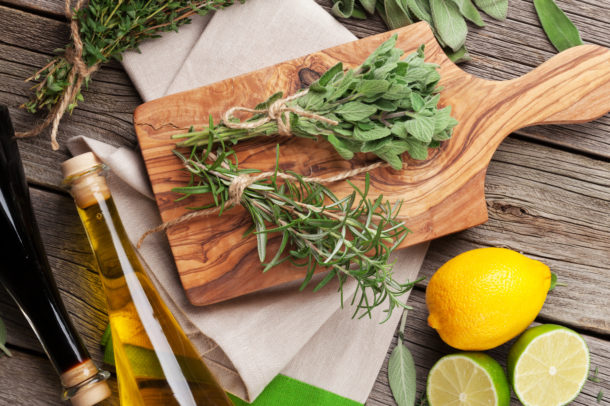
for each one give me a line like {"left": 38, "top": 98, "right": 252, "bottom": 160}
{"left": 446, "top": 45, "right": 472, "bottom": 63}
{"left": 336, "top": 102, "right": 378, "bottom": 121}
{"left": 597, "top": 390, "right": 604, "bottom": 404}
{"left": 0, "top": 318, "right": 12, "bottom": 357}
{"left": 331, "top": 0, "right": 356, "bottom": 18}
{"left": 430, "top": 0, "right": 468, "bottom": 52}
{"left": 473, "top": 0, "right": 508, "bottom": 20}
{"left": 549, "top": 271, "right": 558, "bottom": 291}
{"left": 534, "top": 0, "right": 583, "bottom": 52}
{"left": 388, "top": 311, "right": 416, "bottom": 406}
{"left": 354, "top": 125, "right": 392, "bottom": 141}
{"left": 588, "top": 366, "right": 601, "bottom": 383}
{"left": 384, "top": 0, "right": 413, "bottom": 30}
{"left": 407, "top": 0, "right": 432, "bottom": 23}
{"left": 359, "top": 0, "right": 377, "bottom": 14}
{"left": 451, "top": 0, "right": 485, "bottom": 26}
{"left": 405, "top": 114, "right": 435, "bottom": 143}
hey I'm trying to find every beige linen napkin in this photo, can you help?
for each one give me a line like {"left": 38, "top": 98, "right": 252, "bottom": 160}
{"left": 92, "top": 0, "right": 430, "bottom": 402}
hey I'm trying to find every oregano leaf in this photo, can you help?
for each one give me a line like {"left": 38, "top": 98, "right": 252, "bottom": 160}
{"left": 405, "top": 114, "right": 435, "bottom": 143}
{"left": 335, "top": 102, "right": 378, "bottom": 121}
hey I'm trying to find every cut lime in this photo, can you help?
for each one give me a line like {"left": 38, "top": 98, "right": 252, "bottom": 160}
{"left": 508, "top": 324, "right": 590, "bottom": 406}
{"left": 426, "top": 352, "right": 510, "bottom": 406}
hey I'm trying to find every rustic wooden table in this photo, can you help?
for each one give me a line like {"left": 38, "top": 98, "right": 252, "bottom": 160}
{"left": 0, "top": 0, "right": 608, "bottom": 405}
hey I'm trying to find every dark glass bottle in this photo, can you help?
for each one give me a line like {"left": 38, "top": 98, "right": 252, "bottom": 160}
{"left": 0, "top": 106, "right": 110, "bottom": 406}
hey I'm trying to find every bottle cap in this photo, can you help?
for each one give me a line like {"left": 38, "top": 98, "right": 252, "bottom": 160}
{"left": 62, "top": 152, "right": 110, "bottom": 209}
{"left": 61, "top": 152, "right": 102, "bottom": 179}
{"left": 61, "top": 360, "right": 111, "bottom": 406}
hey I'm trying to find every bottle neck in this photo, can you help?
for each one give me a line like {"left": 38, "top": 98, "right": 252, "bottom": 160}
{"left": 68, "top": 167, "right": 111, "bottom": 210}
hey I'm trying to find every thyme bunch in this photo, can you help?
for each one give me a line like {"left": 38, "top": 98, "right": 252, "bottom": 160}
{"left": 174, "top": 35, "right": 458, "bottom": 170}
{"left": 174, "top": 145, "right": 417, "bottom": 320}
{"left": 23, "top": 1, "right": 244, "bottom": 115}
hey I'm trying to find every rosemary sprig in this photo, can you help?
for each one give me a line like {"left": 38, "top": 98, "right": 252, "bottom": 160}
{"left": 174, "top": 35, "right": 458, "bottom": 170}
{"left": 173, "top": 145, "right": 417, "bottom": 320}
{"left": 23, "top": 0, "right": 244, "bottom": 115}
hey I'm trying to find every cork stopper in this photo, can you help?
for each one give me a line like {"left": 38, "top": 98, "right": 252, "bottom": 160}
{"left": 62, "top": 153, "right": 110, "bottom": 209}
{"left": 61, "top": 152, "right": 101, "bottom": 179}
{"left": 60, "top": 360, "right": 111, "bottom": 406}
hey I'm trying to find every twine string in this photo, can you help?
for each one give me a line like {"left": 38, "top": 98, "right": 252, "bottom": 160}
{"left": 137, "top": 159, "right": 389, "bottom": 248}
{"left": 16, "top": 0, "right": 100, "bottom": 150}
{"left": 222, "top": 89, "right": 339, "bottom": 136}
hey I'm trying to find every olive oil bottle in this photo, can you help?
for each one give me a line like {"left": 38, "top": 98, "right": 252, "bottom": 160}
{"left": 62, "top": 153, "right": 233, "bottom": 406}
{"left": 0, "top": 106, "right": 111, "bottom": 406}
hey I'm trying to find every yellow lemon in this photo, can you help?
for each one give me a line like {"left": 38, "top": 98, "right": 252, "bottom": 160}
{"left": 426, "top": 247, "right": 551, "bottom": 351}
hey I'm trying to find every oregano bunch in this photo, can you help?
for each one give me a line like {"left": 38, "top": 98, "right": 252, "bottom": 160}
{"left": 330, "top": 0, "right": 509, "bottom": 63}
{"left": 173, "top": 146, "right": 417, "bottom": 320}
{"left": 175, "top": 35, "right": 458, "bottom": 170}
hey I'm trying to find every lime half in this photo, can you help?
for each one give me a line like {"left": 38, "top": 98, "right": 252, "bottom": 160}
{"left": 427, "top": 352, "right": 510, "bottom": 406}
{"left": 508, "top": 324, "right": 590, "bottom": 406}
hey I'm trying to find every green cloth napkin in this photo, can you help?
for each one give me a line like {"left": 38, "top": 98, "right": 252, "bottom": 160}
{"left": 100, "top": 327, "right": 361, "bottom": 405}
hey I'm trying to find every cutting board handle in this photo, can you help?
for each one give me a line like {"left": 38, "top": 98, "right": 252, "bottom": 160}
{"left": 449, "top": 44, "right": 610, "bottom": 156}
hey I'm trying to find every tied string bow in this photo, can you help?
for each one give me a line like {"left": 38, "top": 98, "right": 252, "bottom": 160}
{"left": 137, "top": 152, "right": 389, "bottom": 248}
{"left": 222, "top": 89, "right": 339, "bottom": 135}
{"left": 16, "top": 0, "right": 99, "bottom": 150}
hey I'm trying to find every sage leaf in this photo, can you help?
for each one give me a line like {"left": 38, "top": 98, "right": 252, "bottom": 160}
{"left": 359, "top": 0, "right": 377, "bottom": 14}
{"left": 389, "top": 312, "right": 416, "bottom": 406}
{"left": 430, "top": 0, "right": 468, "bottom": 52}
{"left": 446, "top": 45, "right": 472, "bottom": 63}
{"left": 407, "top": 0, "right": 432, "bottom": 23}
{"left": 473, "top": 0, "right": 508, "bottom": 20}
{"left": 0, "top": 318, "right": 11, "bottom": 357}
{"left": 336, "top": 102, "right": 378, "bottom": 121}
{"left": 451, "top": 0, "right": 485, "bottom": 27}
{"left": 534, "top": 0, "right": 583, "bottom": 52}
{"left": 384, "top": 0, "right": 413, "bottom": 30}
{"left": 331, "top": 0, "right": 355, "bottom": 18}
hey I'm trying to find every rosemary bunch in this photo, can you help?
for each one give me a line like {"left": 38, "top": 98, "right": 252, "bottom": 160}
{"left": 24, "top": 0, "right": 243, "bottom": 115}
{"left": 174, "top": 146, "right": 416, "bottom": 320}
{"left": 174, "top": 35, "right": 458, "bottom": 170}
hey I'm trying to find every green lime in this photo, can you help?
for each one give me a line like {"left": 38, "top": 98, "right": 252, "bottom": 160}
{"left": 508, "top": 324, "right": 590, "bottom": 406}
{"left": 426, "top": 352, "right": 510, "bottom": 406}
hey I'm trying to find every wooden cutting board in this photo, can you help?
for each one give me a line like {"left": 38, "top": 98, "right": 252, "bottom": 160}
{"left": 134, "top": 22, "right": 610, "bottom": 306}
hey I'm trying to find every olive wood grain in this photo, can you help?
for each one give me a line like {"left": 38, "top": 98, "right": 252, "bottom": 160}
{"left": 134, "top": 22, "right": 610, "bottom": 306}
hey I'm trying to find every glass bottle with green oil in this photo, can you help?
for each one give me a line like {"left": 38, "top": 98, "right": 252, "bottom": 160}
{"left": 62, "top": 152, "right": 233, "bottom": 406}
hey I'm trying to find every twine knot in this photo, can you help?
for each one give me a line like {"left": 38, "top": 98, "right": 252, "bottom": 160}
{"left": 16, "top": 0, "right": 99, "bottom": 150}
{"left": 222, "top": 89, "right": 339, "bottom": 136}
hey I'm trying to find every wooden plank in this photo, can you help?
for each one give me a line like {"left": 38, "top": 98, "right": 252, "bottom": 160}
{"left": 0, "top": 0, "right": 64, "bottom": 16}
{"left": 0, "top": 348, "right": 118, "bottom": 405}
{"left": 419, "top": 136, "right": 610, "bottom": 335}
{"left": 368, "top": 288, "right": 610, "bottom": 406}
